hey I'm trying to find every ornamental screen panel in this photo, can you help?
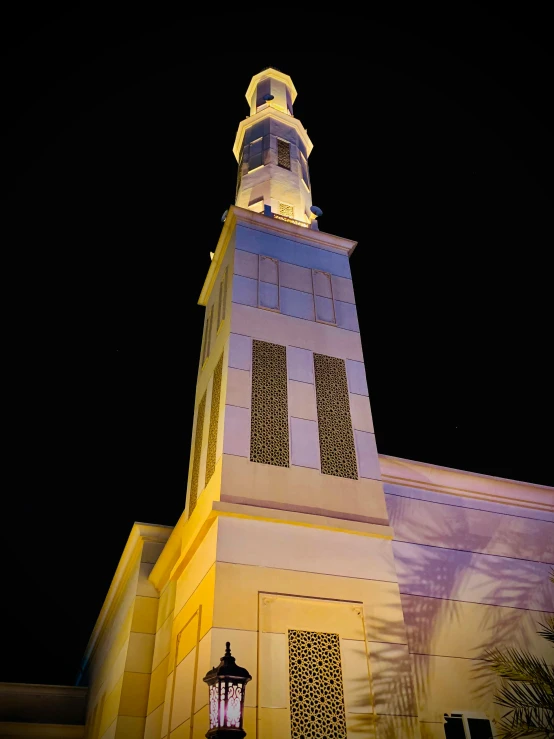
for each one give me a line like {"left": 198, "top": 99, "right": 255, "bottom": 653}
{"left": 279, "top": 202, "right": 294, "bottom": 218}
{"left": 189, "top": 392, "right": 207, "bottom": 515}
{"left": 206, "top": 353, "right": 223, "bottom": 485}
{"left": 277, "top": 139, "right": 291, "bottom": 169}
{"left": 288, "top": 630, "right": 347, "bottom": 739}
{"left": 313, "top": 354, "right": 358, "bottom": 479}
{"left": 250, "top": 340, "right": 289, "bottom": 467}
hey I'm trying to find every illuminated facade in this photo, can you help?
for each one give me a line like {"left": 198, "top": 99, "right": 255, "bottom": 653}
{"left": 9, "top": 68, "right": 550, "bottom": 739}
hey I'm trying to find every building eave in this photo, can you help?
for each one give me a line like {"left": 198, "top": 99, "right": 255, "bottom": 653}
{"left": 379, "top": 454, "right": 554, "bottom": 513}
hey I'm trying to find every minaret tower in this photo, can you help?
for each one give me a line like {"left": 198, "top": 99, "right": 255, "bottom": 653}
{"left": 234, "top": 68, "right": 316, "bottom": 228}
{"left": 143, "top": 69, "right": 419, "bottom": 739}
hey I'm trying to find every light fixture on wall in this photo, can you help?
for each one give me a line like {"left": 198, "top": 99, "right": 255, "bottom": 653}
{"left": 203, "top": 642, "right": 252, "bottom": 738}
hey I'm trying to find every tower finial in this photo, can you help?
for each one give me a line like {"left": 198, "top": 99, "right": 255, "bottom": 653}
{"left": 225, "top": 641, "right": 231, "bottom": 657}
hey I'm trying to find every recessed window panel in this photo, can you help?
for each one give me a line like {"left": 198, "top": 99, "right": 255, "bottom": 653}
{"left": 249, "top": 138, "right": 263, "bottom": 171}
{"left": 313, "top": 270, "right": 333, "bottom": 298}
{"left": 315, "top": 295, "right": 335, "bottom": 324}
{"left": 259, "top": 282, "right": 279, "bottom": 310}
{"left": 259, "top": 255, "right": 278, "bottom": 284}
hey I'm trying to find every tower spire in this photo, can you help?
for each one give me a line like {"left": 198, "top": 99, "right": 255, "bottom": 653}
{"left": 233, "top": 68, "right": 317, "bottom": 228}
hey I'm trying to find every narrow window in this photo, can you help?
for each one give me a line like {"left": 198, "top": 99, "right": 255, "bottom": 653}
{"left": 205, "top": 305, "right": 214, "bottom": 362}
{"left": 444, "top": 716, "right": 465, "bottom": 739}
{"left": 279, "top": 202, "right": 294, "bottom": 218}
{"left": 300, "top": 151, "right": 310, "bottom": 189}
{"left": 258, "top": 255, "right": 279, "bottom": 311}
{"left": 313, "top": 353, "right": 358, "bottom": 479}
{"left": 217, "top": 279, "right": 224, "bottom": 329}
{"left": 205, "top": 354, "right": 223, "bottom": 485}
{"left": 200, "top": 316, "right": 209, "bottom": 366}
{"left": 236, "top": 147, "right": 244, "bottom": 197}
{"left": 189, "top": 392, "right": 207, "bottom": 516}
{"left": 444, "top": 714, "right": 494, "bottom": 738}
{"left": 312, "top": 269, "right": 336, "bottom": 324}
{"left": 250, "top": 340, "right": 289, "bottom": 467}
{"left": 277, "top": 139, "right": 291, "bottom": 169}
{"left": 288, "top": 630, "right": 347, "bottom": 739}
{"left": 249, "top": 137, "right": 263, "bottom": 171}
{"left": 222, "top": 266, "right": 228, "bottom": 322}
{"left": 466, "top": 718, "right": 493, "bottom": 738}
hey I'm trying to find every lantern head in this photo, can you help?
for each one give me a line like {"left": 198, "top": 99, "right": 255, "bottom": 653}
{"left": 203, "top": 641, "right": 252, "bottom": 739}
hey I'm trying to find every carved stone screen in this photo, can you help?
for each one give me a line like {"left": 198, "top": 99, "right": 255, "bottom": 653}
{"left": 250, "top": 340, "right": 289, "bottom": 467}
{"left": 205, "top": 354, "right": 223, "bottom": 485}
{"left": 277, "top": 139, "right": 291, "bottom": 169}
{"left": 313, "top": 354, "right": 358, "bottom": 479}
{"left": 189, "top": 391, "right": 206, "bottom": 515}
{"left": 288, "top": 630, "right": 347, "bottom": 739}
{"left": 279, "top": 202, "right": 294, "bottom": 218}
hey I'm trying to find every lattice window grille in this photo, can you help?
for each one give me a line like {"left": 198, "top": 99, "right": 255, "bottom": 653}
{"left": 250, "top": 340, "right": 289, "bottom": 467}
{"left": 277, "top": 139, "right": 291, "bottom": 170}
{"left": 189, "top": 392, "right": 207, "bottom": 516}
{"left": 313, "top": 353, "right": 358, "bottom": 479}
{"left": 288, "top": 630, "right": 347, "bottom": 739}
{"left": 205, "top": 353, "right": 223, "bottom": 485}
{"left": 279, "top": 202, "right": 294, "bottom": 218}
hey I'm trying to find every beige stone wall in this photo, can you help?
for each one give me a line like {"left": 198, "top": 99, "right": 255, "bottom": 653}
{"left": 146, "top": 511, "right": 420, "bottom": 739}
{"left": 381, "top": 460, "right": 554, "bottom": 738}
{"left": 83, "top": 527, "right": 169, "bottom": 739}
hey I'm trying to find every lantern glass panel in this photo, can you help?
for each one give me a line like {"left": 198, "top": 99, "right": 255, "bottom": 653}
{"left": 219, "top": 681, "right": 226, "bottom": 727}
{"left": 227, "top": 681, "right": 242, "bottom": 727}
{"left": 209, "top": 684, "right": 218, "bottom": 729}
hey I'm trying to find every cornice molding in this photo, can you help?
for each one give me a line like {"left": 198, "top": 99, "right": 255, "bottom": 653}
{"left": 198, "top": 206, "right": 357, "bottom": 307}
{"left": 379, "top": 454, "right": 554, "bottom": 513}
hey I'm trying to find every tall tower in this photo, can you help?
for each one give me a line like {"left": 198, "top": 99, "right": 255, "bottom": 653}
{"left": 234, "top": 68, "right": 315, "bottom": 228}
{"left": 145, "top": 68, "right": 419, "bottom": 739}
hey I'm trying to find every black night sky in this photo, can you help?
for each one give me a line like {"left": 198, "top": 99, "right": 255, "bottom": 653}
{"left": 7, "top": 10, "right": 553, "bottom": 686}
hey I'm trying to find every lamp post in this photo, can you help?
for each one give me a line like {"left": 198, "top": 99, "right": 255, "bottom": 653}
{"left": 203, "top": 642, "right": 252, "bottom": 739}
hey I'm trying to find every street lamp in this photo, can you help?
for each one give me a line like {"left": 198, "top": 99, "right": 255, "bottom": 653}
{"left": 203, "top": 641, "right": 252, "bottom": 739}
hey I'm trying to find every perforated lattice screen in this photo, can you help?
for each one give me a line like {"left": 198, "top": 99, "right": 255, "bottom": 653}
{"left": 313, "top": 354, "right": 358, "bottom": 479}
{"left": 250, "top": 340, "right": 289, "bottom": 467}
{"left": 189, "top": 392, "right": 206, "bottom": 515}
{"left": 279, "top": 202, "right": 294, "bottom": 218}
{"left": 277, "top": 139, "right": 291, "bottom": 169}
{"left": 288, "top": 630, "right": 347, "bottom": 739}
{"left": 206, "top": 353, "right": 223, "bottom": 485}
